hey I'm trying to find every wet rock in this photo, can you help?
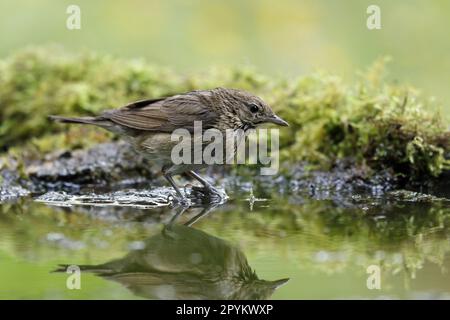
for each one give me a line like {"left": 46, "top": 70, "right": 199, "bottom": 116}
{"left": 25, "top": 141, "right": 154, "bottom": 188}
{"left": 387, "top": 190, "right": 450, "bottom": 202}
{"left": 288, "top": 161, "right": 396, "bottom": 195}
{"left": 1, "top": 141, "right": 162, "bottom": 202}
{"left": 405, "top": 171, "right": 450, "bottom": 199}
{"left": 0, "top": 185, "right": 30, "bottom": 202}
{"left": 0, "top": 168, "right": 30, "bottom": 202}
{"left": 35, "top": 188, "right": 173, "bottom": 209}
{"left": 35, "top": 183, "right": 228, "bottom": 210}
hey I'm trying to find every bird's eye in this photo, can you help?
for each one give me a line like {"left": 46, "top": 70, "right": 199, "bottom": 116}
{"left": 247, "top": 103, "right": 259, "bottom": 113}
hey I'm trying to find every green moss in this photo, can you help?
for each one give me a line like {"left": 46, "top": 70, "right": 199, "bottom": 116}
{"left": 0, "top": 47, "right": 448, "bottom": 179}
{"left": 273, "top": 59, "right": 450, "bottom": 178}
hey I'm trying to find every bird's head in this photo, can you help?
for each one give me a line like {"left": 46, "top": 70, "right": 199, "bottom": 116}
{"left": 213, "top": 88, "right": 289, "bottom": 130}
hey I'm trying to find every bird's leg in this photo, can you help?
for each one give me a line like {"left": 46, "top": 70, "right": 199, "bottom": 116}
{"left": 163, "top": 205, "right": 188, "bottom": 236}
{"left": 184, "top": 203, "right": 219, "bottom": 227}
{"left": 187, "top": 171, "right": 225, "bottom": 200}
{"left": 163, "top": 172, "right": 189, "bottom": 206}
{"left": 167, "top": 205, "right": 188, "bottom": 226}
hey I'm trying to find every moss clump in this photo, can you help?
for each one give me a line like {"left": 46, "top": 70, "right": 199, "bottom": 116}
{"left": 0, "top": 47, "right": 448, "bottom": 179}
{"left": 274, "top": 60, "right": 450, "bottom": 178}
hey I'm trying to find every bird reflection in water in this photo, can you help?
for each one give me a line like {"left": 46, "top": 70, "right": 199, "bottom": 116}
{"left": 55, "top": 204, "right": 289, "bottom": 299}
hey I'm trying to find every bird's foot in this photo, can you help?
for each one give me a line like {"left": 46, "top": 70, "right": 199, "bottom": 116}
{"left": 167, "top": 193, "right": 191, "bottom": 207}
{"left": 191, "top": 185, "right": 227, "bottom": 203}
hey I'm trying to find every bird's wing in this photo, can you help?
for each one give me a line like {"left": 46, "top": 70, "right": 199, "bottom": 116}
{"left": 102, "top": 92, "right": 218, "bottom": 132}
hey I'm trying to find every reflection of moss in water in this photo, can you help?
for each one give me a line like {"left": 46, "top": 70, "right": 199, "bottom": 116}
{"left": 1, "top": 198, "right": 449, "bottom": 279}
{"left": 0, "top": 201, "right": 163, "bottom": 264}
{"left": 195, "top": 199, "right": 450, "bottom": 276}
{"left": 0, "top": 47, "right": 448, "bottom": 180}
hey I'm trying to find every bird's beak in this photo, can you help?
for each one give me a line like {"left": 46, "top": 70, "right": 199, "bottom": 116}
{"left": 264, "top": 114, "right": 289, "bottom": 127}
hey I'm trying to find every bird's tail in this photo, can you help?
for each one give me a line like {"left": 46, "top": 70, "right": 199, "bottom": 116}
{"left": 49, "top": 115, "right": 101, "bottom": 125}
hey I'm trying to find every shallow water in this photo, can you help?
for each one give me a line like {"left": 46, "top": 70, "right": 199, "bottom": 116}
{"left": 0, "top": 182, "right": 450, "bottom": 300}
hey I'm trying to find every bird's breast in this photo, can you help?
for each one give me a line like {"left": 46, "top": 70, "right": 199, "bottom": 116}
{"left": 129, "top": 129, "right": 247, "bottom": 167}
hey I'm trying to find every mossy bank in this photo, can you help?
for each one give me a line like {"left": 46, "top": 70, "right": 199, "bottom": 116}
{"left": 0, "top": 47, "right": 449, "bottom": 183}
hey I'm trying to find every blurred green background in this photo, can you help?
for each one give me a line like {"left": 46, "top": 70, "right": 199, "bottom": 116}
{"left": 1, "top": 0, "right": 449, "bottom": 114}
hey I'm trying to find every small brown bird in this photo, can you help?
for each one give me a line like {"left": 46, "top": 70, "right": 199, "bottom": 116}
{"left": 50, "top": 88, "right": 288, "bottom": 203}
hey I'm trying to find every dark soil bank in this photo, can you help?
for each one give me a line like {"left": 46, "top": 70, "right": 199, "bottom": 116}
{"left": 1, "top": 141, "right": 448, "bottom": 205}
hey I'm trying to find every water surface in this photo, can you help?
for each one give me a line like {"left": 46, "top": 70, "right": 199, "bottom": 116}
{"left": 0, "top": 183, "right": 449, "bottom": 299}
